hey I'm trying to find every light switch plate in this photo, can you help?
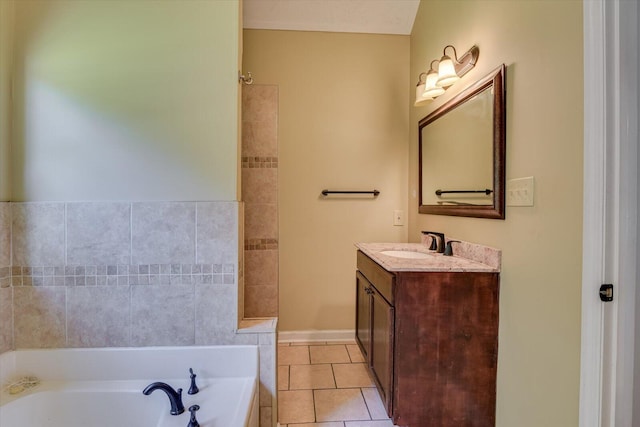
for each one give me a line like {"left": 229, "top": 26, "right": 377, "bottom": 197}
{"left": 506, "top": 176, "right": 534, "bottom": 206}
{"left": 393, "top": 210, "right": 404, "bottom": 226}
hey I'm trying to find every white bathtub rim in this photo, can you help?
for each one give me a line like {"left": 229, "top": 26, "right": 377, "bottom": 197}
{"left": 0, "top": 345, "right": 259, "bottom": 385}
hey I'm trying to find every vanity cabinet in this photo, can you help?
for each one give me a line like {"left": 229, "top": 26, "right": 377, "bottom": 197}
{"left": 355, "top": 250, "right": 499, "bottom": 427}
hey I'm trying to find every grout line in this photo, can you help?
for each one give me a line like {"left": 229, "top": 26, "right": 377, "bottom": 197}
{"left": 129, "top": 203, "right": 133, "bottom": 265}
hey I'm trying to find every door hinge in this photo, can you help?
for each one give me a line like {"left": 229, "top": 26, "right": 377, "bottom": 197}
{"left": 599, "top": 284, "right": 614, "bottom": 302}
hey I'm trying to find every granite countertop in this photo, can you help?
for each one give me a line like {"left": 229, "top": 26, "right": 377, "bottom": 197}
{"left": 355, "top": 241, "right": 501, "bottom": 273}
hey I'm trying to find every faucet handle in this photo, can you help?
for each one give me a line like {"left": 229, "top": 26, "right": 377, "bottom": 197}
{"left": 187, "top": 405, "right": 200, "bottom": 427}
{"left": 443, "top": 240, "right": 460, "bottom": 256}
{"left": 422, "top": 231, "right": 445, "bottom": 253}
{"left": 188, "top": 368, "right": 199, "bottom": 395}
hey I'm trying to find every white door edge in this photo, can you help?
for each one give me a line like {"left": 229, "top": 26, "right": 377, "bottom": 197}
{"left": 580, "top": 0, "right": 607, "bottom": 425}
{"left": 580, "top": 1, "right": 639, "bottom": 426}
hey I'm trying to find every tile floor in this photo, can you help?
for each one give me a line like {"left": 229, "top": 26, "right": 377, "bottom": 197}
{"left": 277, "top": 341, "right": 396, "bottom": 427}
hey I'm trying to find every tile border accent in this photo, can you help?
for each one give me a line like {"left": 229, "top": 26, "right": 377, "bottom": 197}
{"left": 245, "top": 238, "right": 279, "bottom": 251}
{"left": 8, "top": 263, "right": 235, "bottom": 286}
{"left": 242, "top": 156, "right": 278, "bottom": 168}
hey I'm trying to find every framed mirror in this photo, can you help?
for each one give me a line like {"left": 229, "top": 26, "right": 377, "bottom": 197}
{"left": 419, "top": 64, "right": 506, "bottom": 219}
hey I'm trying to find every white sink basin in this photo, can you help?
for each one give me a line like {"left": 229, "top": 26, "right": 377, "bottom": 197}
{"left": 380, "top": 250, "right": 431, "bottom": 259}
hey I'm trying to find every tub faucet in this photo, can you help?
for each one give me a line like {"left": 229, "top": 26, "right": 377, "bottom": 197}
{"left": 143, "top": 382, "right": 185, "bottom": 415}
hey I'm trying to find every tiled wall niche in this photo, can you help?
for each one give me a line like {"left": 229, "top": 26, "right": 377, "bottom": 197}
{"left": 242, "top": 85, "right": 279, "bottom": 318}
{"left": 0, "top": 201, "right": 277, "bottom": 427}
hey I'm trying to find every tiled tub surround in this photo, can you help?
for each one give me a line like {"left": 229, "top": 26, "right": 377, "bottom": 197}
{"left": 5, "top": 201, "right": 241, "bottom": 349}
{"left": 0, "top": 201, "right": 278, "bottom": 427}
{"left": 0, "top": 202, "right": 12, "bottom": 353}
{"left": 242, "top": 85, "right": 279, "bottom": 318}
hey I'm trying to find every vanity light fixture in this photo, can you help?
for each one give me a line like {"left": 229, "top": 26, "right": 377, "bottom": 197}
{"left": 423, "top": 60, "right": 446, "bottom": 98}
{"left": 414, "top": 60, "right": 446, "bottom": 106}
{"left": 414, "top": 44, "right": 479, "bottom": 106}
{"left": 414, "top": 73, "right": 430, "bottom": 106}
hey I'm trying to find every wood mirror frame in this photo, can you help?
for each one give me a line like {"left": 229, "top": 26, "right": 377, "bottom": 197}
{"left": 418, "top": 64, "right": 506, "bottom": 219}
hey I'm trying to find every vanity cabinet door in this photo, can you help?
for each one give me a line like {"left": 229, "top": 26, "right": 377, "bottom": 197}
{"left": 355, "top": 271, "right": 371, "bottom": 360}
{"left": 355, "top": 271, "right": 395, "bottom": 416}
{"left": 370, "top": 286, "right": 394, "bottom": 414}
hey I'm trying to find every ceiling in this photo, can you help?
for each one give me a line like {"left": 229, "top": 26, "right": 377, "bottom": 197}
{"left": 243, "top": 0, "right": 420, "bottom": 35}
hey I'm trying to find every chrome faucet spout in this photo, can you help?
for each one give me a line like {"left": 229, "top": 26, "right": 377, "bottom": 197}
{"left": 143, "top": 382, "right": 185, "bottom": 415}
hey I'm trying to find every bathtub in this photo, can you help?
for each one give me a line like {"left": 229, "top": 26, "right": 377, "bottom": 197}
{"left": 0, "top": 346, "right": 259, "bottom": 427}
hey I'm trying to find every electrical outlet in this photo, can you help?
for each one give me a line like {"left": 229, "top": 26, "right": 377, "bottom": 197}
{"left": 506, "top": 176, "right": 534, "bottom": 206}
{"left": 393, "top": 210, "right": 404, "bottom": 226}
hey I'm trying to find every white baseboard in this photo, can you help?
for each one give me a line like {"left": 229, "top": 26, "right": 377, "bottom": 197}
{"left": 278, "top": 329, "right": 355, "bottom": 343}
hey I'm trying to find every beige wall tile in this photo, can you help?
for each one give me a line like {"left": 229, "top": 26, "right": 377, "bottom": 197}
{"left": 245, "top": 203, "right": 278, "bottom": 240}
{"left": 242, "top": 85, "right": 278, "bottom": 124}
{"left": 244, "top": 284, "right": 277, "bottom": 318}
{"left": 242, "top": 120, "right": 278, "bottom": 157}
{"left": 242, "top": 168, "right": 277, "bottom": 204}
{"left": 245, "top": 250, "right": 278, "bottom": 287}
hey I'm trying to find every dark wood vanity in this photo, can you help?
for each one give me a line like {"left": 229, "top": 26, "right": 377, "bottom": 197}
{"left": 355, "top": 248, "right": 499, "bottom": 427}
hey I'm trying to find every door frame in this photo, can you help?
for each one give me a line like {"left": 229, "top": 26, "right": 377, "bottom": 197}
{"left": 580, "top": 0, "right": 639, "bottom": 426}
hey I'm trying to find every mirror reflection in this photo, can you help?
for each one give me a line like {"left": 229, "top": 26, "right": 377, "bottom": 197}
{"left": 418, "top": 65, "right": 506, "bottom": 219}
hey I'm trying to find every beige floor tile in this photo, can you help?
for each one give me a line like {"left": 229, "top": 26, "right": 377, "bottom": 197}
{"left": 288, "top": 423, "right": 344, "bottom": 427}
{"left": 278, "top": 365, "right": 290, "bottom": 391}
{"left": 314, "top": 388, "right": 371, "bottom": 422}
{"left": 290, "top": 364, "right": 336, "bottom": 390}
{"left": 290, "top": 341, "right": 328, "bottom": 346}
{"left": 310, "top": 345, "right": 351, "bottom": 364}
{"left": 333, "top": 363, "right": 375, "bottom": 388}
{"left": 344, "top": 421, "right": 395, "bottom": 427}
{"left": 279, "top": 390, "right": 316, "bottom": 424}
{"left": 279, "top": 345, "right": 311, "bottom": 365}
{"left": 346, "top": 344, "right": 365, "bottom": 363}
{"left": 361, "top": 388, "right": 388, "bottom": 420}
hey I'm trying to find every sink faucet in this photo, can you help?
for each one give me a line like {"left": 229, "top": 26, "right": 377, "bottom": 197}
{"left": 422, "top": 231, "right": 445, "bottom": 253}
{"left": 143, "top": 382, "right": 185, "bottom": 415}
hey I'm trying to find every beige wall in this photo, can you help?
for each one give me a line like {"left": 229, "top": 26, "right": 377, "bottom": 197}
{"left": 243, "top": 30, "right": 409, "bottom": 331}
{"left": 10, "top": 0, "right": 239, "bottom": 202}
{"left": 0, "top": 0, "right": 13, "bottom": 201}
{"left": 410, "top": 1, "right": 583, "bottom": 426}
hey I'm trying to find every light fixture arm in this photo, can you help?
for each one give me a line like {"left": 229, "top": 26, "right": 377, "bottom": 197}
{"left": 443, "top": 44, "right": 479, "bottom": 78}
{"left": 238, "top": 71, "right": 253, "bottom": 85}
{"left": 416, "top": 72, "right": 428, "bottom": 86}
{"left": 428, "top": 59, "right": 440, "bottom": 73}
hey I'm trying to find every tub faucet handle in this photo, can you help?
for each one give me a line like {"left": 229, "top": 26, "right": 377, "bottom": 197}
{"left": 188, "top": 368, "right": 199, "bottom": 395}
{"left": 187, "top": 405, "right": 200, "bottom": 427}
